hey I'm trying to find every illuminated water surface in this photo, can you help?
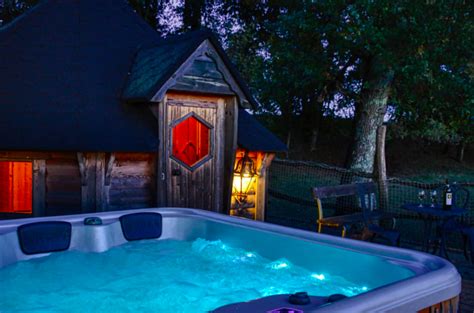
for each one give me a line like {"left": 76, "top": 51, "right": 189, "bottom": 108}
{"left": 1, "top": 239, "right": 374, "bottom": 312}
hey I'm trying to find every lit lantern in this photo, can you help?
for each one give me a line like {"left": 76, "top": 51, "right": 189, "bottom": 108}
{"left": 232, "top": 150, "right": 257, "bottom": 209}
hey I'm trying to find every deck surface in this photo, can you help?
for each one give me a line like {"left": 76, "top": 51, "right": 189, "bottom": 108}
{"left": 427, "top": 250, "right": 473, "bottom": 313}
{"left": 457, "top": 260, "right": 474, "bottom": 313}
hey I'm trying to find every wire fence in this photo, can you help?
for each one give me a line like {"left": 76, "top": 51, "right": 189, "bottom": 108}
{"left": 266, "top": 158, "right": 474, "bottom": 249}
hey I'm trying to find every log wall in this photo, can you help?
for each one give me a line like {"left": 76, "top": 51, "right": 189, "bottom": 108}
{"left": 45, "top": 153, "right": 82, "bottom": 216}
{"left": 109, "top": 153, "right": 156, "bottom": 210}
{"left": 0, "top": 151, "right": 157, "bottom": 217}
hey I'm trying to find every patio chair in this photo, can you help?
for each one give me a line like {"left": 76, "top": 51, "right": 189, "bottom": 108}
{"left": 433, "top": 185, "right": 473, "bottom": 262}
{"left": 356, "top": 183, "right": 401, "bottom": 246}
{"left": 312, "top": 184, "right": 365, "bottom": 238}
{"left": 312, "top": 182, "right": 400, "bottom": 245}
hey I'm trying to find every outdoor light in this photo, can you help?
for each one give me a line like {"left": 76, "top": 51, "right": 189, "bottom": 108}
{"left": 232, "top": 151, "right": 257, "bottom": 207}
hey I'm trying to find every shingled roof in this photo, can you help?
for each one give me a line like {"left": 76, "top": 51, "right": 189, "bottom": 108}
{"left": 0, "top": 0, "right": 284, "bottom": 153}
{"left": 0, "top": 0, "right": 161, "bottom": 151}
{"left": 122, "top": 39, "right": 200, "bottom": 102}
{"left": 237, "top": 109, "right": 287, "bottom": 152}
{"left": 121, "top": 29, "right": 258, "bottom": 108}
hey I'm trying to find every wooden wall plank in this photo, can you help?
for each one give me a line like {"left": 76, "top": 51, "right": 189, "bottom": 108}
{"left": 256, "top": 153, "right": 275, "bottom": 221}
{"left": 95, "top": 153, "right": 105, "bottom": 212}
{"left": 32, "top": 160, "right": 46, "bottom": 217}
{"left": 165, "top": 95, "right": 219, "bottom": 211}
{"left": 0, "top": 151, "right": 51, "bottom": 160}
{"left": 223, "top": 97, "right": 238, "bottom": 214}
{"left": 45, "top": 154, "right": 81, "bottom": 215}
{"left": 108, "top": 152, "right": 156, "bottom": 210}
{"left": 2, "top": 151, "right": 156, "bottom": 216}
{"left": 157, "top": 99, "right": 167, "bottom": 207}
{"left": 214, "top": 98, "right": 225, "bottom": 213}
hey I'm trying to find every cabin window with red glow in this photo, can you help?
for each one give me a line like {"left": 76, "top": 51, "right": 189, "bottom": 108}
{"left": 172, "top": 116, "right": 211, "bottom": 168}
{"left": 0, "top": 161, "right": 33, "bottom": 214}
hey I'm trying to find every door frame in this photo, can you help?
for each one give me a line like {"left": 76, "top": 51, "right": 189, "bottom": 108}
{"left": 156, "top": 92, "right": 226, "bottom": 212}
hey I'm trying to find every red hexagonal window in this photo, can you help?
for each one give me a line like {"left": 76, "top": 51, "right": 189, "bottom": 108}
{"left": 172, "top": 114, "right": 211, "bottom": 168}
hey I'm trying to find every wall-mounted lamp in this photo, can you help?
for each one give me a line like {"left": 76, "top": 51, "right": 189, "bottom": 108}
{"left": 232, "top": 150, "right": 257, "bottom": 215}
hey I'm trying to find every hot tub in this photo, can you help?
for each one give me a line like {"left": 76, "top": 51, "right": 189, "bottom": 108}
{"left": 0, "top": 208, "right": 461, "bottom": 312}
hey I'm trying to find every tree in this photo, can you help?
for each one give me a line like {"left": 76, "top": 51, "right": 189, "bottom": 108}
{"left": 327, "top": 1, "right": 473, "bottom": 173}
{"left": 384, "top": 1, "right": 474, "bottom": 164}
{"left": 224, "top": 2, "right": 360, "bottom": 151}
{"left": 182, "top": 0, "right": 205, "bottom": 30}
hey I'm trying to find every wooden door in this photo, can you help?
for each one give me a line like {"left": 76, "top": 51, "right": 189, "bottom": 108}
{"left": 164, "top": 93, "right": 224, "bottom": 211}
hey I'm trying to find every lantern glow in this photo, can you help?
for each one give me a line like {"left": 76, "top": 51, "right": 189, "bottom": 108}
{"left": 232, "top": 151, "right": 257, "bottom": 206}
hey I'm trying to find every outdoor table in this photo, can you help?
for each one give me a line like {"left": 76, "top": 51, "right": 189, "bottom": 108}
{"left": 402, "top": 203, "right": 468, "bottom": 258}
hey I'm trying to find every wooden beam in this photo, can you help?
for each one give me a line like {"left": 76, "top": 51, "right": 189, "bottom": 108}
{"left": 223, "top": 97, "right": 238, "bottom": 214}
{"left": 95, "top": 153, "right": 105, "bottom": 212}
{"left": 104, "top": 153, "right": 115, "bottom": 186}
{"left": 214, "top": 98, "right": 225, "bottom": 213}
{"left": 255, "top": 153, "right": 275, "bottom": 221}
{"left": 77, "top": 152, "right": 88, "bottom": 186}
{"left": 79, "top": 152, "right": 89, "bottom": 213}
{"left": 0, "top": 151, "right": 51, "bottom": 160}
{"left": 103, "top": 153, "right": 115, "bottom": 211}
{"left": 77, "top": 152, "right": 96, "bottom": 213}
{"left": 376, "top": 126, "right": 389, "bottom": 210}
{"left": 32, "top": 160, "right": 46, "bottom": 217}
{"left": 156, "top": 99, "right": 167, "bottom": 207}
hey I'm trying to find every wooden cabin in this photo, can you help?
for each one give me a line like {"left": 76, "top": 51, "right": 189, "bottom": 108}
{"left": 0, "top": 0, "right": 286, "bottom": 221}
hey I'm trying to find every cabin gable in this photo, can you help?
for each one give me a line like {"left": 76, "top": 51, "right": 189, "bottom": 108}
{"left": 170, "top": 54, "right": 234, "bottom": 96}
{"left": 123, "top": 37, "right": 253, "bottom": 109}
{"left": 162, "top": 40, "right": 251, "bottom": 108}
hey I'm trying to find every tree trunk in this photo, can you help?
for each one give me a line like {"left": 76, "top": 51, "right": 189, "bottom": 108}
{"left": 457, "top": 141, "right": 466, "bottom": 162}
{"left": 376, "top": 126, "right": 389, "bottom": 210}
{"left": 346, "top": 56, "right": 394, "bottom": 175}
{"left": 310, "top": 94, "right": 325, "bottom": 153}
{"left": 336, "top": 57, "right": 392, "bottom": 216}
{"left": 183, "top": 0, "right": 204, "bottom": 30}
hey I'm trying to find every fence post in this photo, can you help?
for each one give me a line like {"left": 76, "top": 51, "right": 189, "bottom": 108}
{"left": 376, "top": 126, "right": 389, "bottom": 210}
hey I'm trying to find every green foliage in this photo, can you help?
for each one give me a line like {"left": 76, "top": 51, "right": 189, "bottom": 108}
{"left": 222, "top": 1, "right": 474, "bottom": 146}
{"left": 389, "top": 1, "right": 474, "bottom": 145}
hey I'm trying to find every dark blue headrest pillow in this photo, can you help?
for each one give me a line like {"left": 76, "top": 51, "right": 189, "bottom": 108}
{"left": 17, "top": 221, "right": 72, "bottom": 255}
{"left": 120, "top": 212, "right": 163, "bottom": 241}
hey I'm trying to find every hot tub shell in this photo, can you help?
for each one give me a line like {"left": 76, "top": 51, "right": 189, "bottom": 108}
{"left": 0, "top": 208, "right": 461, "bottom": 312}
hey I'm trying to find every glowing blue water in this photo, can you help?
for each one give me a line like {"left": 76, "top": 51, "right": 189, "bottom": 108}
{"left": 1, "top": 239, "right": 372, "bottom": 312}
